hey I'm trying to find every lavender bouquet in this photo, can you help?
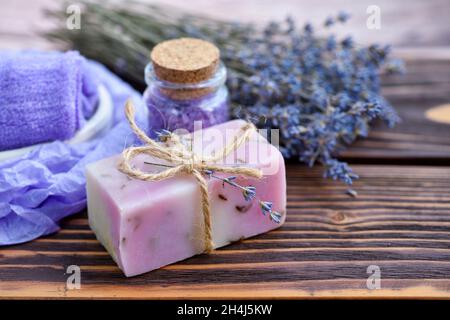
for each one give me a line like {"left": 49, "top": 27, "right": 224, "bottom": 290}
{"left": 47, "top": 0, "right": 404, "bottom": 185}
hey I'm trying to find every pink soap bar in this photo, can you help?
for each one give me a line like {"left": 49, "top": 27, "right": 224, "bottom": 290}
{"left": 86, "top": 120, "right": 286, "bottom": 276}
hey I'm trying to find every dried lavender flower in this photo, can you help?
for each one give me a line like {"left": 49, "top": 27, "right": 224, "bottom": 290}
{"left": 202, "top": 170, "right": 280, "bottom": 223}
{"left": 269, "top": 211, "right": 282, "bottom": 224}
{"left": 242, "top": 186, "right": 256, "bottom": 202}
{"left": 324, "top": 16, "right": 335, "bottom": 27}
{"left": 203, "top": 169, "right": 214, "bottom": 178}
{"left": 226, "top": 13, "right": 403, "bottom": 184}
{"left": 259, "top": 201, "right": 273, "bottom": 216}
{"left": 337, "top": 11, "right": 351, "bottom": 23}
{"left": 222, "top": 176, "right": 237, "bottom": 188}
{"left": 144, "top": 159, "right": 280, "bottom": 223}
{"left": 156, "top": 129, "right": 173, "bottom": 142}
{"left": 346, "top": 188, "right": 358, "bottom": 198}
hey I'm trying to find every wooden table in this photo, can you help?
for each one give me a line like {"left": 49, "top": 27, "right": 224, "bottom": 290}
{"left": 1, "top": 48, "right": 450, "bottom": 299}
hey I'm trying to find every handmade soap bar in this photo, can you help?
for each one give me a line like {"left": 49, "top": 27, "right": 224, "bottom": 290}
{"left": 86, "top": 120, "right": 286, "bottom": 277}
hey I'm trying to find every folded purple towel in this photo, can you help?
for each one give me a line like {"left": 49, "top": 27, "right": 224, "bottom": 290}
{"left": 0, "top": 60, "right": 147, "bottom": 246}
{"left": 0, "top": 50, "right": 98, "bottom": 151}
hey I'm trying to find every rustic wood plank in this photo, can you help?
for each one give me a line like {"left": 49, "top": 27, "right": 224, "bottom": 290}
{"left": 1, "top": 164, "right": 450, "bottom": 299}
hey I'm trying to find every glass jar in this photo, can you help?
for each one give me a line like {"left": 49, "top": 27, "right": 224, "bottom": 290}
{"left": 143, "top": 61, "right": 229, "bottom": 135}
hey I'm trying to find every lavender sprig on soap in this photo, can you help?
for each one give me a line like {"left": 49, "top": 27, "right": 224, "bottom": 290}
{"left": 147, "top": 164, "right": 282, "bottom": 224}
{"left": 205, "top": 171, "right": 279, "bottom": 223}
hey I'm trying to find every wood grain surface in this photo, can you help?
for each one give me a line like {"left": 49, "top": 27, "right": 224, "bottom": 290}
{"left": 1, "top": 165, "right": 450, "bottom": 299}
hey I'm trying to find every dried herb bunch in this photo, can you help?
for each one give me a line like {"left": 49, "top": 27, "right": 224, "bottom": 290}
{"left": 47, "top": 0, "right": 404, "bottom": 184}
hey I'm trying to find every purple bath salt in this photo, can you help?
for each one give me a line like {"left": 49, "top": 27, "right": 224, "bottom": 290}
{"left": 144, "top": 38, "right": 230, "bottom": 135}
{"left": 144, "top": 84, "right": 229, "bottom": 133}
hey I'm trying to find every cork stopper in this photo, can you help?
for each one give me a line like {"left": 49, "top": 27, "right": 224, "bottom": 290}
{"left": 150, "top": 38, "right": 220, "bottom": 84}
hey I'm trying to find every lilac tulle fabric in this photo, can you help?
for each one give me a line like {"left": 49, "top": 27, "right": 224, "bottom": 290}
{"left": 0, "top": 59, "right": 147, "bottom": 246}
{"left": 0, "top": 51, "right": 99, "bottom": 151}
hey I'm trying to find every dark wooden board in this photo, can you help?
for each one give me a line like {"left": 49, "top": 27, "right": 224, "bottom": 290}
{"left": 1, "top": 165, "right": 450, "bottom": 299}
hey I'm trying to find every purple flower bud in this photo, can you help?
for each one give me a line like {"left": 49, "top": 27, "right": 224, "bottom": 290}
{"left": 270, "top": 211, "right": 282, "bottom": 224}
{"left": 259, "top": 201, "right": 273, "bottom": 215}
{"left": 242, "top": 186, "right": 256, "bottom": 202}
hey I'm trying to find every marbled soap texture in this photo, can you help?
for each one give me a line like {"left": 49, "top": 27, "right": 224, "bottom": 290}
{"left": 86, "top": 120, "right": 286, "bottom": 276}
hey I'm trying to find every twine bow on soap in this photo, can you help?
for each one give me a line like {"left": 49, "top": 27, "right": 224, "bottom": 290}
{"left": 118, "top": 100, "right": 262, "bottom": 253}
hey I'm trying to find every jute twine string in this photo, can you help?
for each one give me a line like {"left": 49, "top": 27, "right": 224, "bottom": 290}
{"left": 118, "top": 100, "right": 262, "bottom": 253}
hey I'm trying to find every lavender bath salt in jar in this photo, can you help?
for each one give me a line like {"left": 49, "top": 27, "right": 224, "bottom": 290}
{"left": 144, "top": 38, "right": 229, "bottom": 134}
